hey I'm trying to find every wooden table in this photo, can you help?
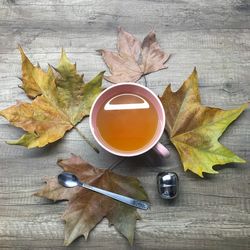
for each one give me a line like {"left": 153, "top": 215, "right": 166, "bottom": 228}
{"left": 0, "top": 1, "right": 249, "bottom": 249}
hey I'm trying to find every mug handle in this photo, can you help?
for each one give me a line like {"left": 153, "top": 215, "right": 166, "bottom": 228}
{"left": 153, "top": 143, "right": 170, "bottom": 158}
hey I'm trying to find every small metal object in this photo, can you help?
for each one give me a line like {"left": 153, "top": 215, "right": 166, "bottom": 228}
{"left": 157, "top": 172, "right": 179, "bottom": 199}
{"left": 58, "top": 172, "right": 150, "bottom": 210}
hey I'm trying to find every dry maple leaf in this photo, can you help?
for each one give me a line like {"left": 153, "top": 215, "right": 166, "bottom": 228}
{"left": 35, "top": 154, "right": 149, "bottom": 245}
{"left": 98, "top": 27, "right": 170, "bottom": 83}
{"left": 160, "top": 68, "right": 248, "bottom": 177}
{"left": 0, "top": 47, "right": 104, "bottom": 148}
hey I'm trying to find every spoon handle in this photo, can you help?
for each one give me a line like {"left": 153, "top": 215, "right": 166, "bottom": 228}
{"left": 81, "top": 182, "right": 150, "bottom": 210}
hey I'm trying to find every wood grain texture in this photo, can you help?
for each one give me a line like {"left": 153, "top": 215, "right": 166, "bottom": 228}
{"left": 0, "top": 0, "right": 249, "bottom": 249}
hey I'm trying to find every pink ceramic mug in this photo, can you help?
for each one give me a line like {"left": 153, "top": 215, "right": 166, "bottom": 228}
{"left": 89, "top": 83, "right": 170, "bottom": 157}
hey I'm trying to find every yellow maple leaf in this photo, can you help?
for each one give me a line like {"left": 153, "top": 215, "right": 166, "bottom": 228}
{"left": 0, "top": 48, "right": 104, "bottom": 148}
{"left": 160, "top": 68, "right": 248, "bottom": 177}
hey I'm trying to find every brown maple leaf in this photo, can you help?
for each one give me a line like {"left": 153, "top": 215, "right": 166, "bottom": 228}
{"left": 98, "top": 27, "right": 170, "bottom": 83}
{"left": 35, "top": 155, "right": 149, "bottom": 245}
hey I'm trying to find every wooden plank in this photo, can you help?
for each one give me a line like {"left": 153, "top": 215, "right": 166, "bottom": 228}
{"left": 0, "top": 0, "right": 249, "bottom": 33}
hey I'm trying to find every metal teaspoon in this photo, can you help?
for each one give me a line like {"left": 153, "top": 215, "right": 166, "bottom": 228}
{"left": 58, "top": 172, "right": 150, "bottom": 210}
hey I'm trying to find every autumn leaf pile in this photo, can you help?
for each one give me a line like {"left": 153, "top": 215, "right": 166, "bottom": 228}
{"left": 0, "top": 28, "right": 248, "bottom": 246}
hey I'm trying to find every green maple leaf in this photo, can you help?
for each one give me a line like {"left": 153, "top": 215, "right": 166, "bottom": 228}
{"left": 160, "top": 68, "right": 248, "bottom": 177}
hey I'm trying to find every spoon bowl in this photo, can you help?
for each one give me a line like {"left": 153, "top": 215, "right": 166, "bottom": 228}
{"left": 58, "top": 172, "right": 79, "bottom": 188}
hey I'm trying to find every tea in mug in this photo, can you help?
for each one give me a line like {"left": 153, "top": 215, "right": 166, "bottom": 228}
{"left": 96, "top": 93, "right": 158, "bottom": 152}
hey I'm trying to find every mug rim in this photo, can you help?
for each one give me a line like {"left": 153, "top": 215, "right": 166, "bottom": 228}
{"left": 89, "top": 82, "right": 166, "bottom": 157}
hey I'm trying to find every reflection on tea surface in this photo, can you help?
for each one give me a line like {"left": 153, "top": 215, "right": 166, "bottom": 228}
{"left": 96, "top": 93, "right": 158, "bottom": 153}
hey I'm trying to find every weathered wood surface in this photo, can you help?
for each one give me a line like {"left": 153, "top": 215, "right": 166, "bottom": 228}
{"left": 0, "top": 0, "right": 249, "bottom": 249}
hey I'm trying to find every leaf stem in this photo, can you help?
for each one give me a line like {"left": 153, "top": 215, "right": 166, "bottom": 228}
{"left": 73, "top": 126, "right": 99, "bottom": 153}
{"left": 108, "top": 158, "right": 126, "bottom": 170}
{"left": 143, "top": 75, "right": 148, "bottom": 87}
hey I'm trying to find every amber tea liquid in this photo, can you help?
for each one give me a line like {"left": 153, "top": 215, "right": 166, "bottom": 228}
{"left": 96, "top": 93, "right": 158, "bottom": 153}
